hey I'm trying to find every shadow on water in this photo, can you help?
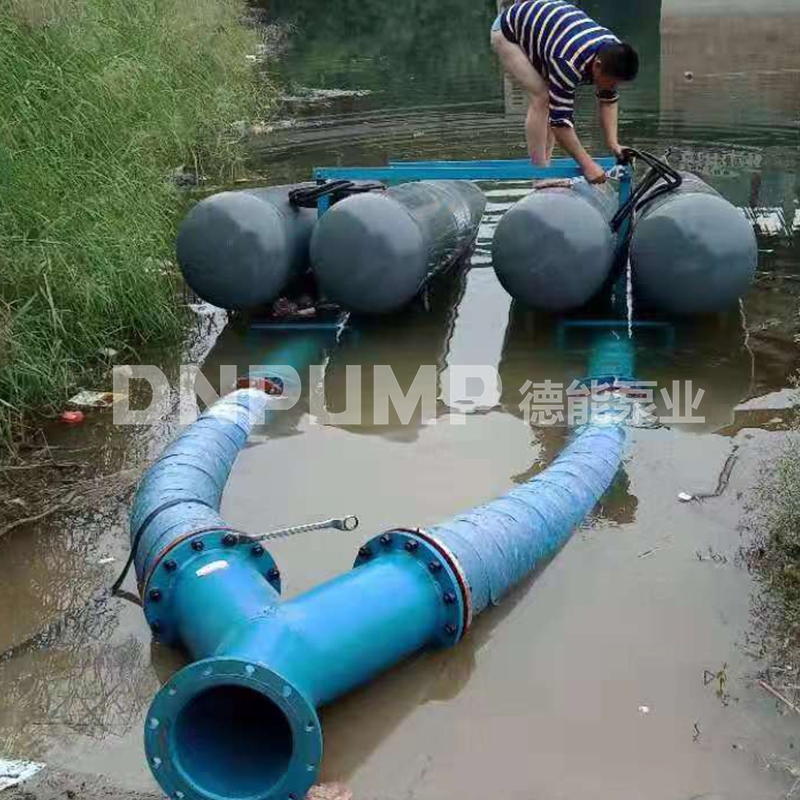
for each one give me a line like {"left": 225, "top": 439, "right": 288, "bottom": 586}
{"left": 317, "top": 555, "right": 556, "bottom": 786}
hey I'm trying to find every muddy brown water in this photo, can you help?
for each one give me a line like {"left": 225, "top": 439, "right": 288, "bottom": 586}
{"left": 3, "top": 0, "right": 800, "bottom": 797}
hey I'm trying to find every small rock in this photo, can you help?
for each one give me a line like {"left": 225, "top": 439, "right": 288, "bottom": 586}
{"left": 187, "top": 303, "right": 221, "bottom": 317}
{"left": 307, "top": 784, "right": 354, "bottom": 800}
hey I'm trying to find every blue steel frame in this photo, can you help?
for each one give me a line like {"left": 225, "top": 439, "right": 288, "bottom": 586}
{"left": 312, "top": 156, "right": 633, "bottom": 235}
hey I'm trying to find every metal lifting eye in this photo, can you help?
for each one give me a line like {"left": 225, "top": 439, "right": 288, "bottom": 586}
{"left": 333, "top": 515, "right": 359, "bottom": 532}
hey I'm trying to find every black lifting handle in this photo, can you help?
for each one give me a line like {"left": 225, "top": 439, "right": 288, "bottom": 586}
{"left": 289, "top": 179, "right": 385, "bottom": 209}
{"left": 610, "top": 148, "right": 683, "bottom": 233}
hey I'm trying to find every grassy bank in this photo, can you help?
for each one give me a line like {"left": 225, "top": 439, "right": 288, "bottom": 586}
{"left": 744, "top": 411, "right": 800, "bottom": 666}
{"left": 0, "top": 0, "right": 269, "bottom": 446}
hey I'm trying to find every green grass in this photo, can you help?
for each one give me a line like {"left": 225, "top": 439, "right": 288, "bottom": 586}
{"left": 0, "top": 0, "right": 271, "bottom": 446}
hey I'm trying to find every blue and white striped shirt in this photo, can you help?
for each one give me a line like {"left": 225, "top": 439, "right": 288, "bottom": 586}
{"left": 501, "top": 0, "right": 620, "bottom": 128}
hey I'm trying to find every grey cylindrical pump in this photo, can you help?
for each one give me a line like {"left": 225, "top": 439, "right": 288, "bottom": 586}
{"left": 491, "top": 180, "right": 619, "bottom": 312}
{"left": 630, "top": 173, "right": 756, "bottom": 314}
{"left": 310, "top": 180, "right": 486, "bottom": 314}
{"left": 176, "top": 185, "right": 317, "bottom": 311}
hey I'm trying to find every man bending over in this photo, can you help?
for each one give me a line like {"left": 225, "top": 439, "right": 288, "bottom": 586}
{"left": 491, "top": 1, "right": 639, "bottom": 184}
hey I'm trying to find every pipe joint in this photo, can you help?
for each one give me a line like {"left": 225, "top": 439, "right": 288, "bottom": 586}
{"left": 355, "top": 529, "right": 467, "bottom": 646}
{"left": 142, "top": 532, "right": 280, "bottom": 645}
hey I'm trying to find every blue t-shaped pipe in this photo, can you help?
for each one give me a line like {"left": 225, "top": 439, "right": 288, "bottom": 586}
{"left": 133, "top": 386, "right": 625, "bottom": 800}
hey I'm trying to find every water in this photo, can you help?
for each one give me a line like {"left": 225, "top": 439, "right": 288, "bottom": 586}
{"left": 2, "top": 0, "right": 800, "bottom": 797}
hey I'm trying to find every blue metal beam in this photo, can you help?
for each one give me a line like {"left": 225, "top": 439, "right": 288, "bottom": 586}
{"left": 387, "top": 156, "right": 618, "bottom": 170}
{"left": 313, "top": 156, "right": 623, "bottom": 184}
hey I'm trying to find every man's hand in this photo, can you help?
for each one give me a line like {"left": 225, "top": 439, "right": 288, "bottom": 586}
{"left": 582, "top": 160, "right": 607, "bottom": 184}
{"left": 609, "top": 143, "right": 627, "bottom": 161}
{"left": 551, "top": 125, "right": 607, "bottom": 185}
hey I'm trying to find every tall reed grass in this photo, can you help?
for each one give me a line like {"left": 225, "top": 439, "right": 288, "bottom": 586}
{"left": 0, "top": 0, "right": 269, "bottom": 446}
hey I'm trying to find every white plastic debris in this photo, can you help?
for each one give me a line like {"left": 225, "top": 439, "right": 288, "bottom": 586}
{"left": 0, "top": 758, "right": 44, "bottom": 791}
{"left": 638, "top": 705, "right": 650, "bottom": 715}
{"left": 678, "top": 492, "right": 695, "bottom": 503}
{"left": 96, "top": 347, "right": 118, "bottom": 359}
{"left": 97, "top": 557, "right": 116, "bottom": 566}
{"left": 67, "top": 391, "right": 124, "bottom": 409}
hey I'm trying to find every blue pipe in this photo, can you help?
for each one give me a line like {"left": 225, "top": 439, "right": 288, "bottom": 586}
{"left": 133, "top": 381, "right": 626, "bottom": 800}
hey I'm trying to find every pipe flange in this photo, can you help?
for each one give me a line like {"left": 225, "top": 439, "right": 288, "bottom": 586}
{"left": 412, "top": 527, "right": 474, "bottom": 633}
{"left": 354, "top": 529, "right": 466, "bottom": 648}
{"left": 145, "top": 657, "right": 322, "bottom": 800}
{"left": 142, "top": 530, "right": 280, "bottom": 646}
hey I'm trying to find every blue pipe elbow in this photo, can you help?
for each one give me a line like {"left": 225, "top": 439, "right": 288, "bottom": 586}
{"left": 132, "top": 392, "right": 625, "bottom": 800}
{"left": 425, "top": 424, "right": 626, "bottom": 617}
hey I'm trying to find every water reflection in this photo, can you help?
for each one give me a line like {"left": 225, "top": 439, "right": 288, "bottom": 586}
{"left": 496, "top": 303, "right": 788, "bottom": 434}
{"left": 661, "top": 0, "right": 800, "bottom": 132}
{"left": 0, "top": 609, "right": 154, "bottom": 756}
{"left": 318, "top": 560, "right": 551, "bottom": 785}
{"left": 322, "top": 272, "right": 466, "bottom": 441}
{"left": 201, "top": 323, "right": 339, "bottom": 438}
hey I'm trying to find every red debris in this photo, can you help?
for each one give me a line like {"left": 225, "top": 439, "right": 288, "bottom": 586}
{"left": 60, "top": 410, "right": 85, "bottom": 424}
{"left": 236, "top": 376, "right": 283, "bottom": 395}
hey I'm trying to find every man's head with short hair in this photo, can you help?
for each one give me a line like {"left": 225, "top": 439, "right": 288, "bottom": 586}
{"left": 593, "top": 42, "right": 639, "bottom": 91}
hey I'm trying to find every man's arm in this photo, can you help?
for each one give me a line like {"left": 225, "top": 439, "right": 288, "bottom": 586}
{"left": 598, "top": 97, "right": 623, "bottom": 158}
{"left": 552, "top": 125, "right": 606, "bottom": 183}
{"left": 548, "top": 61, "right": 606, "bottom": 183}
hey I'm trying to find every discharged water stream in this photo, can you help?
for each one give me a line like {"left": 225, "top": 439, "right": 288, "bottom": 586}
{"left": 2, "top": 1, "right": 800, "bottom": 798}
